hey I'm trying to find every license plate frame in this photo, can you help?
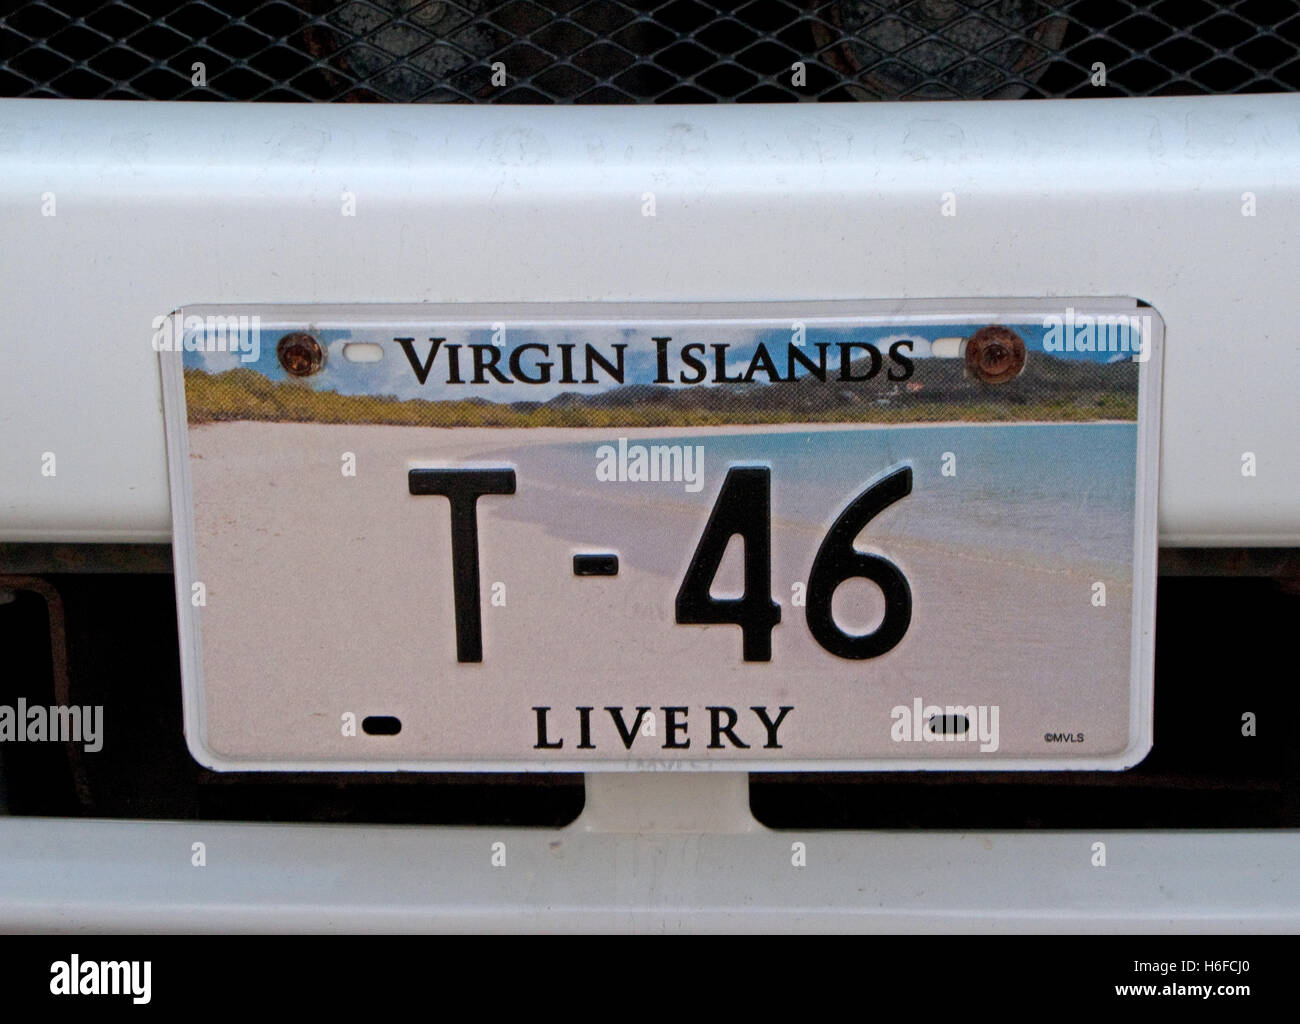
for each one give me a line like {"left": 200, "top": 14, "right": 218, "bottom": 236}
{"left": 160, "top": 299, "right": 1162, "bottom": 772}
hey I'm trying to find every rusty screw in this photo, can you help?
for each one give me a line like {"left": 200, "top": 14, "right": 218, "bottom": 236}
{"left": 965, "top": 325, "right": 1026, "bottom": 384}
{"left": 277, "top": 332, "right": 324, "bottom": 377}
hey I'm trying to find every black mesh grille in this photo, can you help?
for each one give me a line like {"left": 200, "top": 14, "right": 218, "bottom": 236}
{"left": 1, "top": 0, "right": 1298, "bottom": 103}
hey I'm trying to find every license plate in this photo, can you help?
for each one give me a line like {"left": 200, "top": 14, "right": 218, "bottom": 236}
{"left": 160, "top": 300, "right": 1161, "bottom": 771}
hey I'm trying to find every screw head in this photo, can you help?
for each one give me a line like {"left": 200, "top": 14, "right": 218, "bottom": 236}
{"left": 277, "top": 333, "right": 324, "bottom": 377}
{"left": 965, "top": 325, "right": 1026, "bottom": 384}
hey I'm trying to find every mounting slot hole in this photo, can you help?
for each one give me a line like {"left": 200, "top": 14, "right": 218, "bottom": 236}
{"left": 362, "top": 715, "right": 402, "bottom": 736}
{"left": 928, "top": 714, "right": 971, "bottom": 737}
{"left": 343, "top": 342, "right": 385, "bottom": 363}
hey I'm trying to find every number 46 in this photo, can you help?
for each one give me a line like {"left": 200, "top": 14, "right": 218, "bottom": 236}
{"left": 676, "top": 465, "right": 912, "bottom": 661}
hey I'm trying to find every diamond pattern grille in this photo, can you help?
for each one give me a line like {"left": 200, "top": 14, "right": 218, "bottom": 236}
{"left": 1, "top": 1, "right": 1296, "bottom": 102}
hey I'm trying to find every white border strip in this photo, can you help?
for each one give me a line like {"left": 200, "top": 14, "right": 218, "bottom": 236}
{"left": 2, "top": 96, "right": 1296, "bottom": 544}
{"left": 1, "top": 819, "right": 1295, "bottom": 933}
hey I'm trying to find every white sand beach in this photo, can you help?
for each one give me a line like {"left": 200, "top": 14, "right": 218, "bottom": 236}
{"left": 187, "top": 420, "right": 1136, "bottom": 765}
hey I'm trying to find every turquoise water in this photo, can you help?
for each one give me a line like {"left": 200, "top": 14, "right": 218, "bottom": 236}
{"left": 685, "top": 423, "right": 1135, "bottom": 565}
{"left": 499, "top": 422, "right": 1137, "bottom": 574}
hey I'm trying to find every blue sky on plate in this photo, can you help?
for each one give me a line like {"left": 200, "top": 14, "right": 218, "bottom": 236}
{"left": 185, "top": 318, "right": 1140, "bottom": 403}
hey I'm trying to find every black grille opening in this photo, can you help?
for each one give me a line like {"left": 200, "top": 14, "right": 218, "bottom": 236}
{"left": 1, "top": 1, "right": 1297, "bottom": 103}
{"left": 1, "top": 547, "right": 1297, "bottom": 828}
